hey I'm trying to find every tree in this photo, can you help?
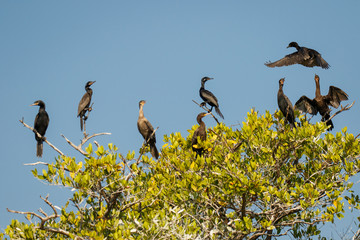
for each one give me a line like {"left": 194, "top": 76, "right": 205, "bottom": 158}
{"left": 3, "top": 109, "right": 360, "bottom": 239}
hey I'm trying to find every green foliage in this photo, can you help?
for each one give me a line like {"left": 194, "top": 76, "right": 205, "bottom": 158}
{"left": 4, "top": 110, "right": 360, "bottom": 239}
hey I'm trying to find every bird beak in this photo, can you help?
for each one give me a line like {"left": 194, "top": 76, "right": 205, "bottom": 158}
{"left": 208, "top": 78, "right": 214, "bottom": 80}
{"left": 30, "top": 103, "right": 38, "bottom": 106}
{"left": 205, "top": 112, "right": 211, "bottom": 116}
{"left": 90, "top": 81, "right": 96, "bottom": 85}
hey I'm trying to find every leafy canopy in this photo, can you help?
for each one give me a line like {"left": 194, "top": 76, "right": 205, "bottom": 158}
{"left": 3, "top": 110, "right": 360, "bottom": 239}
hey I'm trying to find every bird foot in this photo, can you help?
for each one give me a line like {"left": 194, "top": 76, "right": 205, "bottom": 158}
{"left": 200, "top": 102, "right": 206, "bottom": 107}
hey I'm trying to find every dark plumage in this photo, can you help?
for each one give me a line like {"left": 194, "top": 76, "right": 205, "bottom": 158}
{"left": 199, "top": 77, "right": 224, "bottom": 119}
{"left": 31, "top": 100, "right": 49, "bottom": 157}
{"left": 277, "top": 78, "right": 295, "bottom": 128}
{"left": 295, "top": 75, "right": 348, "bottom": 131}
{"left": 265, "top": 42, "right": 330, "bottom": 69}
{"left": 137, "top": 100, "right": 159, "bottom": 159}
{"left": 78, "top": 81, "right": 95, "bottom": 131}
{"left": 192, "top": 112, "right": 210, "bottom": 157}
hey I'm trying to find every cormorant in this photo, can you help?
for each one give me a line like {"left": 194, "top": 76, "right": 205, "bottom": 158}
{"left": 277, "top": 78, "right": 295, "bottom": 128}
{"left": 31, "top": 100, "right": 49, "bottom": 157}
{"left": 265, "top": 42, "right": 330, "bottom": 69}
{"left": 78, "top": 81, "right": 95, "bottom": 131}
{"left": 295, "top": 74, "right": 348, "bottom": 130}
{"left": 137, "top": 100, "right": 159, "bottom": 159}
{"left": 192, "top": 112, "right": 210, "bottom": 157}
{"left": 199, "top": 77, "right": 224, "bottom": 119}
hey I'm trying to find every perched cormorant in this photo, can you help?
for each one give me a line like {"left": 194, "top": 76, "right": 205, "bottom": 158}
{"left": 295, "top": 75, "right": 348, "bottom": 130}
{"left": 265, "top": 42, "right": 330, "bottom": 69}
{"left": 137, "top": 100, "right": 159, "bottom": 159}
{"left": 192, "top": 112, "right": 210, "bottom": 157}
{"left": 31, "top": 100, "right": 49, "bottom": 157}
{"left": 78, "top": 81, "right": 95, "bottom": 131}
{"left": 199, "top": 77, "right": 224, "bottom": 119}
{"left": 277, "top": 78, "right": 295, "bottom": 128}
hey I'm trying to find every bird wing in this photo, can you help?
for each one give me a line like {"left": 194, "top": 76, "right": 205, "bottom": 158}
{"left": 325, "top": 86, "right": 348, "bottom": 108}
{"left": 78, "top": 93, "right": 91, "bottom": 116}
{"left": 200, "top": 89, "right": 219, "bottom": 107}
{"left": 265, "top": 51, "right": 305, "bottom": 68}
{"left": 315, "top": 56, "right": 330, "bottom": 69}
{"left": 295, "top": 96, "right": 318, "bottom": 115}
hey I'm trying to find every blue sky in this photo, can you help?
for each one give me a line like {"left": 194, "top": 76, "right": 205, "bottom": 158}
{"left": 1, "top": 1, "right": 360, "bottom": 238}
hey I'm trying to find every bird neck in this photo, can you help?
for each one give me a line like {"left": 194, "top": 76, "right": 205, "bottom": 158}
{"left": 139, "top": 105, "right": 144, "bottom": 118}
{"left": 86, "top": 87, "right": 93, "bottom": 94}
{"left": 278, "top": 84, "right": 283, "bottom": 93}
{"left": 201, "top": 81, "right": 206, "bottom": 89}
{"left": 38, "top": 103, "right": 46, "bottom": 111}
{"left": 315, "top": 80, "right": 321, "bottom": 97}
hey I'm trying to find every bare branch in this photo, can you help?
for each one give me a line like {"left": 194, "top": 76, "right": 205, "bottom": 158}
{"left": 61, "top": 132, "right": 111, "bottom": 156}
{"left": 61, "top": 134, "right": 87, "bottom": 155}
{"left": 328, "top": 101, "right": 355, "bottom": 122}
{"left": 8, "top": 196, "right": 84, "bottom": 239}
{"left": 192, "top": 100, "right": 220, "bottom": 125}
{"left": 19, "top": 118, "right": 64, "bottom": 156}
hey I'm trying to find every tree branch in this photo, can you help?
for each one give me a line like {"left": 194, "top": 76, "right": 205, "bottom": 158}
{"left": 192, "top": 100, "right": 220, "bottom": 125}
{"left": 19, "top": 118, "right": 64, "bottom": 156}
{"left": 328, "top": 101, "right": 355, "bottom": 122}
{"left": 61, "top": 132, "right": 111, "bottom": 156}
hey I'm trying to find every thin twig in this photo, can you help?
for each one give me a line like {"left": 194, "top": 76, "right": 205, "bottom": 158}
{"left": 61, "top": 134, "right": 87, "bottom": 155}
{"left": 328, "top": 101, "right": 355, "bottom": 122}
{"left": 61, "top": 132, "right": 111, "bottom": 156}
{"left": 192, "top": 100, "right": 220, "bottom": 125}
{"left": 82, "top": 102, "right": 94, "bottom": 138}
{"left": 19, "top": 118, "right": 64, "bottom": 156}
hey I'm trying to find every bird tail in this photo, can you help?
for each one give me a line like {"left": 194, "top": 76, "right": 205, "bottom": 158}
{"left": 150, "top": 143, "right": 159, "bottom": 159}
{"left": 323, "top": 113, "right": 334, "bottom": 131}
{"left": 215, "top": 107, "right": 224, "bottom": 119}
{"left": 80, "top": 117, "right": 83, "bottom": 131}
{"left": 37, "top": 141, "right": 43, "bottom": 157}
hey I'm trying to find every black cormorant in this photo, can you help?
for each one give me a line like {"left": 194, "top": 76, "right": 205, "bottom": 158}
{"left": 277, "top": 78, "right": 295, "bottom": 128}
{"left": 31, "top": 100, "right": 49, "bottom": 157}
{"left": 199, "top": 77, "right": 224, "bottom": 119}
{"left": 78, "top": 81, "right": 95, "bottom": 131}
{"left": 137, "top": 100, "right": 159, "bottom": 159}
{"left": 295, "top": 75, "right": 348, "bottom": 130}
{"left": 265, "top": 42, "right": 329, "bottom": 69}
{"left": 192, "top": 112, "right": 210, "bottom": 157}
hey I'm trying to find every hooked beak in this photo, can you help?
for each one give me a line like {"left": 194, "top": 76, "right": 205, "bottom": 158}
{"left": 90, "top": 81, "right": 96, "bottom": 85}
{"left": 30, "top": 103, "right": 38, "bottom": 106}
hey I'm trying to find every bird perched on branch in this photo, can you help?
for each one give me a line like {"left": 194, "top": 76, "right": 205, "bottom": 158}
{"left": 277, "top": 78, "right": 296, "bottom": 128}
{"left": 295, "top": 75, "right": 348, "bottom": 130}
{"left": 192, "top": 112, "right": 210, "bottom": 157}
{"left": 137, "top": 100, "right": 159, "bottom": 159}
{"left": 199, "top": 77, "right": 224, "bottom": 119}
{"left": 31, "top": 100, "right": 49, "bottom": 157}
{"left": 78, "top": 81, "right": 95, "bottom": 131}
{"left": 265, "top": 42, "right": 329, "bottom": 69}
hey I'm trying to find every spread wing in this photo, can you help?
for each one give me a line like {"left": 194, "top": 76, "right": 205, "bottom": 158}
{"left": 265, "top": 52, "right": 305, "bottom": 68}
{"left": 325, "top": 86, "right": 348, "bottom": 108}
{"left": 295, "top": 96, "right": 318, "bottom": 115}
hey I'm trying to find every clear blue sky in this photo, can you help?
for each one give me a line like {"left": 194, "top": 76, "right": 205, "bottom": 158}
{"left": 1, "top": 1, "right": 360, "bottom": 238}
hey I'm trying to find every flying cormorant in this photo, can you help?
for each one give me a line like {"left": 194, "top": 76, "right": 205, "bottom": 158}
{"left": 265, "top": 42, "right": 329, "bottom": 69}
